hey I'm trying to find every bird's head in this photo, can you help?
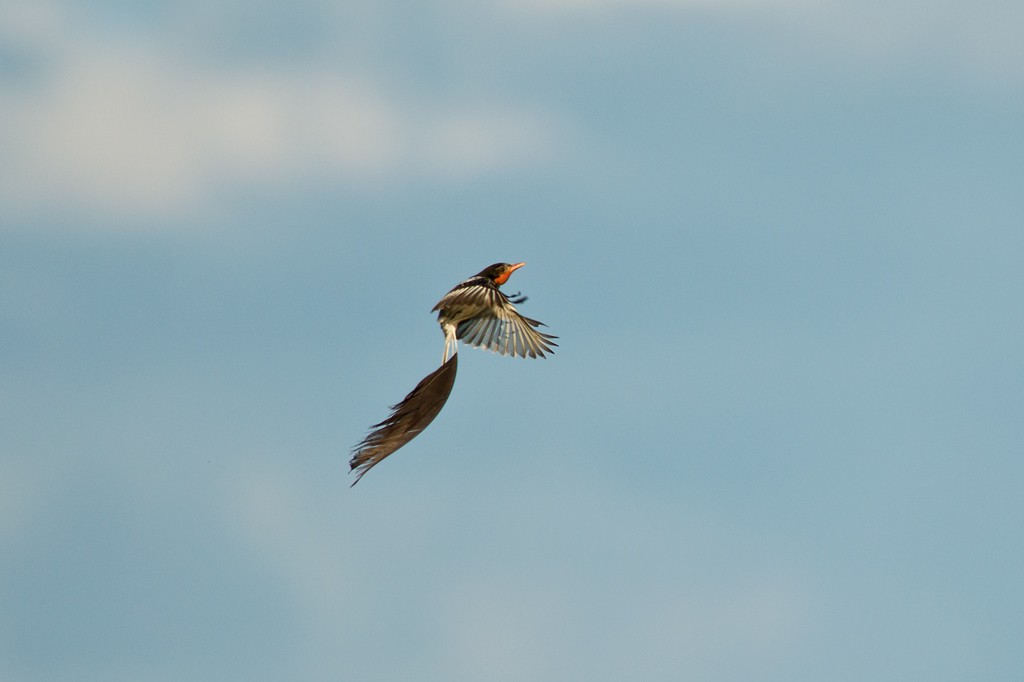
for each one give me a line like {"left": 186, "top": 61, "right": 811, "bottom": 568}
{"left": 477, "top": 262, "right": 525, "bottom": 286}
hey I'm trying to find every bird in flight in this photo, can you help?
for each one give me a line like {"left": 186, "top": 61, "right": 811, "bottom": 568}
{"left": 434, "top": 262, "right": 558, "bottom": 362}
{"left": 350, "top": 262, "right": 556, "bottom": 485}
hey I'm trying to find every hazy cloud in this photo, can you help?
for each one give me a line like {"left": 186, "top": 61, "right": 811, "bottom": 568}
{"left": 0, "top": 8, "right": 565, "bottom": 223}
{"left": 2, "top": 0, "right": 1019, "bottom": 226}
{"left": 499, "top": 0, "right": 1024, "bottom": 82}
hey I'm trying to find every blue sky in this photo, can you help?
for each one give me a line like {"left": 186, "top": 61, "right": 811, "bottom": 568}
{"left": 2, "top": 0, "right": 1023, "bottom": 680}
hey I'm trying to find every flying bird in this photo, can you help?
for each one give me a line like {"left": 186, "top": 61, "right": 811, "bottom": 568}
{"left": 349, "top": 262, "right": 556, "bottom": 485}
{"left": 434, "top": 262, "right": 558, "bottom": 362}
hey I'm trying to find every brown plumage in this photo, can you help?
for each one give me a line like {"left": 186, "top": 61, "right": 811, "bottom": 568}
{"left": 349, "top": 353, "right": 457, "bottom": 486}
{"left": 349, "top": 262, "right": 555, "bottom": 485}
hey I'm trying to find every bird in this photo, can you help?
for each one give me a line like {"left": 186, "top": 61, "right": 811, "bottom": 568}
{"left": 433, "top": 262, "right": 558, "bottom": 363}
{"left": 349, "top": 262, "right": 556, "bottom": 485}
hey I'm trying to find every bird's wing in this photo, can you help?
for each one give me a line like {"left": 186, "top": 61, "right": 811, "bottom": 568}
{"left": 349, "top": 353, "right": 458, "bottom": 486}
{"left": 456, "top": 304, "right": 558, "bottom": 359}
{"left": 431, "top": 280, "right": 503, "bottom": 314}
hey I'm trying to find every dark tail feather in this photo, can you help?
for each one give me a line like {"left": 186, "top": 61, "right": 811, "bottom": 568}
{"left": 349, "top": 353, "right": 458, "bottom": 486}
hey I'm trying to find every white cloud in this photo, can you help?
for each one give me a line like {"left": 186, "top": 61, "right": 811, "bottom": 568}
{"left": 0, "top": 17, "right": 565, "bottom": 224}
{"left": 0, "top": 0, "right": 63, "bottom": 49}
{"left": 3, "top": 0, "right": 1019, "bottom": 227}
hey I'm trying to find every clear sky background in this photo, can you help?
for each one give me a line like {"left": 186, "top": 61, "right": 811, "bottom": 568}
{"left": 2, "top": 1, "right": 1023, "bottom": 680}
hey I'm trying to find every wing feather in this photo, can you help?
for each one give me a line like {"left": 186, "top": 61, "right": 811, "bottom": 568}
{"left": 455, "top": 302, "right": 558, "bottom": 358}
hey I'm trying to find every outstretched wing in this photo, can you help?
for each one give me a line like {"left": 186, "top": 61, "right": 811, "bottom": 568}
{"left": 456, "top": 303, "right": 558, "bottom": 359}
{"left": 349, "top": 353, "right": 458, "bottom": 486}
{"left": 431, "top": 280, "right": 503, "bottom": 318}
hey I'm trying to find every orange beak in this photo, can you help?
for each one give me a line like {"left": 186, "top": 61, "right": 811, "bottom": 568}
{"left": 494, "top": 262, "right": 525, "bottom": 286}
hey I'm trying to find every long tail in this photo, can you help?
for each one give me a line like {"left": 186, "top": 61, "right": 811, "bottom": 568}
{"left": 349, "top": 353, "right": 458, "bottom": 486}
